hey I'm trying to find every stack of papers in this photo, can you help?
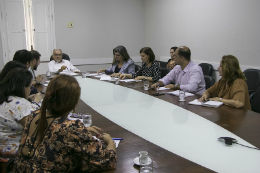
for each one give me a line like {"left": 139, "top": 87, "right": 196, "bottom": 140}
{"left": 189, "top": 99, "right": 223, "bottom": 108}
{"left": 100, "top": 76, "right": 118, "bottom": 81}
{"left": 167, "top": 90, "right": 194, "bottom": 97}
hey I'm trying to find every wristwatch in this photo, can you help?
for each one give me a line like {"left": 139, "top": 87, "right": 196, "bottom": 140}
{"left": 219, "top": 98, "right": 222, "bottom": 101}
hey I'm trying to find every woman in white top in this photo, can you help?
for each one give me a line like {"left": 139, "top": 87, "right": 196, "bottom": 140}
{"left": 0, "top": 68, "right": 41, "bottom": 169}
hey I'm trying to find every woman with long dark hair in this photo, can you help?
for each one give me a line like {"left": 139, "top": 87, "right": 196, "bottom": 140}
{"left": 13, "top": 75, "right": 116, "bottom": 172}
{"left": 0, "top": 68, "right": 41, "bottom": 171}
{"left": 97, "top": 45, "right": 135, "bottom": 77}
{"left": 199, "top": 55, "right": 251, "bottom": 110}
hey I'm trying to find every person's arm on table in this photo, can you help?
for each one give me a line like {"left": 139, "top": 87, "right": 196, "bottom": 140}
{"left": 209, "top": 97, "right": 244, "bottom": 108}
{"left": 111, "top": 73, "right": 121, "bottom": 77}
{"left": 58, "top": 66, "right": 67, "bottom": 73}
{"left": 134, "top": 76, "right": 153, "bottom": 81}
{"left": 199, "top": 90, "right": 211, "bottom": 102}
{"left": 70, "top": 62, "right": 80, "bottom": 73}
{"left": 151, "top": 69, "right": 175, "bottom": 89}
{"left": 119, "top": 74, "right": 132, "bottom": 79}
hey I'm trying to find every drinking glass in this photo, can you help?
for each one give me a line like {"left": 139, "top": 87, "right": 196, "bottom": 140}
{"left": 139, "top": 152, "right": 153, "bottom": 173}
{"left": 82, "top": 113, "right": 92, "bottom": 127}
{"left": 85, "top": 72, "right": 91, "bottom": 76}
{"left": 179, "top": 90, "right": 185, "bottom": 102}
{"left": 82, "top": 71, "right": 87, "bottom": 78}
{"left": 111, "top": 76, "right": 115, "bottom": 81}
{"left": 46, "top": 70, "right": 51, "bottom": 77}
{"left": 143, "top": 80, "right": 149, "bottom": 90}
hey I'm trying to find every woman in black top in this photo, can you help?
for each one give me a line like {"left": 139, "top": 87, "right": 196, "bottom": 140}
{"left": 119, "top": 47, "right": 161, "bottom": 82}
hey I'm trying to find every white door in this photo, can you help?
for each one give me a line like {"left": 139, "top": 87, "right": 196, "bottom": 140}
{"left": 3, "top": 0, "right": 27, "bottom": 61}
{"left": 0, "top": 0, "right": 56, "bottom": 63}
{"left": 31, "top": 0, "right": 55, "bottom": 61}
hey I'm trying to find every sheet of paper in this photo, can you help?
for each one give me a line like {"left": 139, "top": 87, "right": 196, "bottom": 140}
{"left": 158, "top": 87, "right": 170, "bottom": 91}
{"left": 203, "top": 101, "right": 223, "bottom": 108}
{"left": 114, "top": 140, "right": 120, "bottom": 148}
{"left": 90, "top": 73, "right": 98, "bottom": 76}
{"left": 167, "top": 90, "right": 194, "bottom": 97}
{"left": 119, "top": 79, "right": 142, "bottom": 83}
{"left": 94, "top": 74, "right": 110, "bottom": 78}
{"left": 188, "top": 99, "right": 203, "bottom": 106}
{"left": 45, "top": 80, "right": 50, "bottom": 83}
{"left": 43, "top": 83, "right": 48, "bottom": 87}
{"left": 99, "top": 76, "right": 118, "bottom": 81}
{"left": 59, "top": 71, "right": 78, "bottom": 76}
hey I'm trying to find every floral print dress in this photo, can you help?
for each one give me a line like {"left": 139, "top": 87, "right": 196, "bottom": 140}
{"left": 13, "top": 112, "right": 117, "bottom": 172}
{"left": 0, "top": 96, "right": 39, "bottom": 162}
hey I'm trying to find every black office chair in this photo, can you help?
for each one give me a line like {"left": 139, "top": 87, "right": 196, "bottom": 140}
{"left": 251, "top": 87, "right": 260, "bottom": 113}
{"left": 243, "top": 69, "right": 260, "bottom": 95}
{"left": 204, "top": 75, "right": 215, "bottom": 89}
{"left": 157, "top": 61, "right": 168, "bottom": 68}
{"left": 199, "top": 63, "right": 213, "bottom": 76}
{"left": 135, "top": 64, "right": 141, "bottom": 72}
{"left": 160, "top": 68, "right": 170, "bottom": 78}
{"left": 50, "top": 53, "right": 70, "bottom": 61}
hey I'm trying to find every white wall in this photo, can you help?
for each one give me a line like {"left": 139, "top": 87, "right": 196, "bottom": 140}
{"left": 53, "top": 0, "right": 145, "bottom": 64}
{"left": 144, "top": 0, "right": 260, "bottom": 80}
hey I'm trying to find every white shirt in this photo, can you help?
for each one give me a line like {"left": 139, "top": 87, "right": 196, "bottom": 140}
{"left": 48, "top": 60, "right": 80, "bottom": 73}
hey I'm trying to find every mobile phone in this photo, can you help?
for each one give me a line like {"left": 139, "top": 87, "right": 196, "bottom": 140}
{"left": 40, "top": 91, "right": 46, "bottom": 94}
{"left": 153, "top": 93, "right": 165, "bottom": 96}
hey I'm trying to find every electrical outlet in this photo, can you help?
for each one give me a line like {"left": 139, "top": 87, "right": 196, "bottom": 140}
{"left": 67, "top": 22, "right": 73, "bottom": 28}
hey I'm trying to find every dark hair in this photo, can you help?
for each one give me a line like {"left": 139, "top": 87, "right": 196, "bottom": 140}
{"left": 0, "top": 68, "right": 32, "bottom": 104}
{"left": 0, "top": 61, "right": 26, "bottom": 82}
{"left": 39, "top": 75, "right": 81, "bottom": 140}
{"left": 221, "top": 55, "right": 246, "bottom": 86}
{"left": 13, "top": 49, "right": 33, "bottom": 65}
{"left": 112, "top": 45, "right": 131, "bottom": 65}
{"left": 140, "top": 47, "right": 155, "bottom": 63}
{"left": 177, "top": 46, "right": 191, "bottom": 61}
{"left": 170, "top": 47, "right": 178, "bottom": 52}
{"left": 31, "top": 50, "right": 41, "bottom": 61}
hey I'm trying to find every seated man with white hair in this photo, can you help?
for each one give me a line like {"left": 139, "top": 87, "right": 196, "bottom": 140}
{"left": 48, "top": 49, "right": 80, "bottom": 73}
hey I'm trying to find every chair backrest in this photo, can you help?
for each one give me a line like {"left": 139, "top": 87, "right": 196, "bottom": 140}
{"left": 243, "top": 69, "right": 260, "bottom": 94}
{"left": 204, "top": 75, "right": 215, "bottom": 89}
{"left": 157, "top": 61, "right": 168, "bottom": 68}
{"left": 50, "top": 53, "right": 70, "bottom": 61}
{"left": 160, "top": 67, "right": 170, "bottom": 78}
{"left": 199, "top": 63, "right": 213, "bottom": 76}
{"left": 251, "top": 87, "right": 260, "bottom": 113}
{"left": 135, "top": 64, "right": 141, "bottom": 72}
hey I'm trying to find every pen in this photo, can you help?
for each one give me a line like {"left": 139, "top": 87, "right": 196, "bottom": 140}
{"left": 112, "top": 138, "right": 124, "bottom": 140}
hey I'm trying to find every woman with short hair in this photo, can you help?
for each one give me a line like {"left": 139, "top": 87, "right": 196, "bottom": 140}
{"left": 97, "top": 45, "right": 135, "bottom": 77}
{"left": 199, "top": 55, "right": 251, "bottom": 110}
{"left": 0, "top": 68, "right": 41, "bottom": 171}
{"left": 13, "top": 74, "right": 116, "bottom": 172}
{"left": 120, "top": 47, "right": 161, "bottom": 82}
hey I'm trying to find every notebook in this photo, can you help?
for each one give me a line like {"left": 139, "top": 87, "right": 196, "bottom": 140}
{"left": 189, "top": 99, "right": 223, "bottom": 108}
{"left": 167, "top": 90, "right": 194, "bottom": 97}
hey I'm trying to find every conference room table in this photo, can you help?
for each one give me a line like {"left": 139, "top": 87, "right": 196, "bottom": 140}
{"left": 37, "top": 72, "right": 260, "bottom": 173}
